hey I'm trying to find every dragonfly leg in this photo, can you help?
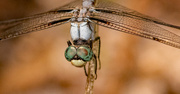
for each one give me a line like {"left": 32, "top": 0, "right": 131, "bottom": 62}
{"left": 67, "top": 40, "right": 72, "bottom": 46}
{"left": 84, "top": 55, "right": 98, "bottom": 79}
{"left": 90, "top": 39, "right": 93, "bottom": 49}
{"left": 83, "top": 56, "right": 98, "bottom": 78}
{"left": 93, "top": 54, "right": 98, "bottom": 79}
{"left": 84, "top": 64, "right": 88, "bottom": 76}
{"left": 94, "top": 37, "right": 101, "bottom": 70}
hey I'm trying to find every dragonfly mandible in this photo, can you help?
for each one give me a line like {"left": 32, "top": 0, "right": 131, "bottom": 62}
{"left": 0, "top": 0, "right": 180, "bottom": 77}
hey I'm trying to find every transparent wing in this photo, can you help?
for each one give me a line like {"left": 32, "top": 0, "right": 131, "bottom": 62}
{"left": 0, "top": 0, "right": 82, "bottom": 40}
{"left": 90, "top": 1, "right": 180, "bottom": 49}
{"left": 95, "top": 0, "right": 180, "bottom": 29}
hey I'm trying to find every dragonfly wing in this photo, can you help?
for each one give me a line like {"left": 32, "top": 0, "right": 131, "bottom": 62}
{"left": 0, "top": 0, "right": 82, "bottom": 40}
{"left": 90, "top": 11, "right": 180, "bottom": 49}
{"left": 95, "top": 0, "right": 180, "bottom": 30}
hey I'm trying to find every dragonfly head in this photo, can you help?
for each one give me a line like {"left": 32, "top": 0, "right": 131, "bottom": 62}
{"left": 64, "top": 42, "right": 93, "bottom": 67}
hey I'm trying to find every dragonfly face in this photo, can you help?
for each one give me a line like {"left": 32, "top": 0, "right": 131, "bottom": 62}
{"left": 64, "top": 41, "right": 93, "bottom": 67}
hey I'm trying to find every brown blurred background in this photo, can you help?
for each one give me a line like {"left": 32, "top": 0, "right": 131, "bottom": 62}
{"left": 0, "top": 0, "right": 180, "bottom": 94}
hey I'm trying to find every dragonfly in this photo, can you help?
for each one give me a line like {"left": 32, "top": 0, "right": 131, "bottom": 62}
{"left": 0, "top": 0, "right": 180, "bottom": 77}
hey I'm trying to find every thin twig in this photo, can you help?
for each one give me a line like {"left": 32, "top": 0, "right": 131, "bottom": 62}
{"left": 85, "top": 57, "right": 96, "bottom": 94}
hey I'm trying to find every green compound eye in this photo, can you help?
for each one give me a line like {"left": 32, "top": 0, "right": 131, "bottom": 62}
{"left": 77, "top": 46, "right": 93, "bottom": 61}
{"left": 64, "top": 46, "right": 76, "bottom": 61}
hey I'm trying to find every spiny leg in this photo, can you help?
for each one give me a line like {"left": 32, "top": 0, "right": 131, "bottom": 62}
{"left": 93, "top": 54, "right": 98, "bottom": 79}
{"left": 84, "top": 65, "right": 88, "bottom": 76}
{"left": 83, "top": 55, "right": 97, "bottom": 79}
{"left": 93, "top": 37, "right": 101, "bottom": 70}
{"left": 67, "top": 40, "right": 72, "bottom": 46}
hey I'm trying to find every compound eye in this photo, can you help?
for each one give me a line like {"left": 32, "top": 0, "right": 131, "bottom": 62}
{"left": 77, "top": 46, "right": 93, "bottom": 61}
{"left": 64, "top": 46, "right": 76, "bottom": 61}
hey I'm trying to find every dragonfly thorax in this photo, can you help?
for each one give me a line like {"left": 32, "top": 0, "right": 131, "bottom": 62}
{"left": 71, "top": 0, "right": 96, "bottom": 22}
{"left": 71, "top": 7, "right": 93, "bottom": 22}
{"left": 70, "top": 22, "right": 94, "bottom": 41}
